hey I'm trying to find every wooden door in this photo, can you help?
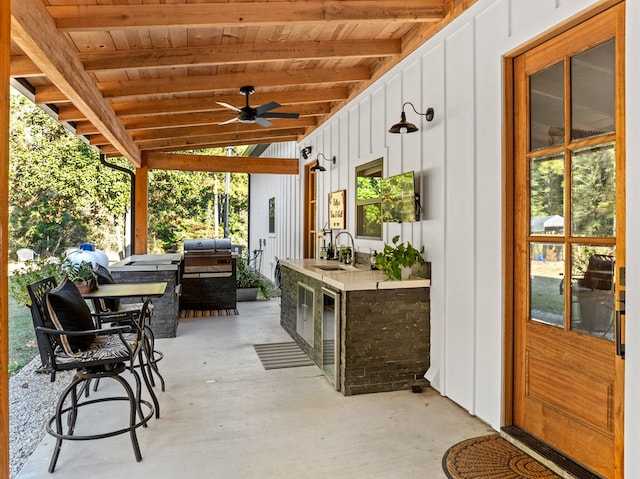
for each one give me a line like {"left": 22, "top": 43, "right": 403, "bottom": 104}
{"left": 512, "top": 5, "right": 625, "bottom": 478}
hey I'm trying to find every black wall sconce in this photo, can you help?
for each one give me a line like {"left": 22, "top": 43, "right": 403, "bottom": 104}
{"left": 301, "top": 146, "right": 313, "bottom": 159}
{"left": 310, "top": 153, "right": 336, "bottom": 172}
{"left": 388, "top": 102, "right": 435, "bottom": 134}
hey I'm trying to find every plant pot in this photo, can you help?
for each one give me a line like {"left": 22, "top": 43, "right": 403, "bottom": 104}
{"left": 74, "top": 278, "right": 97, "bottom": 294}
{"left": 236, "top": 287, "right": 259, "bottom": 301}
{"left": 400, "top": 266, "right": 412, "bottom": 280}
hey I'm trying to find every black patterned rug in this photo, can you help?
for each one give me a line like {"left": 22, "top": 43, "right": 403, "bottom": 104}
{"left": 443, "top": 435, "right": 562, "bottom": 479}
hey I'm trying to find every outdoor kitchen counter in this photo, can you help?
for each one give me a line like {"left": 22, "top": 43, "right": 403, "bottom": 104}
{"left": 109, "top": 254, "right": 182, "bottom": 338}
{"left": 279, "top": 258, "right": 430, "bottom": 396}
{"left": 280, "top": 258, "right": 430, "bottom": 291}
{"left": 110, "top": 253, "right": 183, "bottom": 271}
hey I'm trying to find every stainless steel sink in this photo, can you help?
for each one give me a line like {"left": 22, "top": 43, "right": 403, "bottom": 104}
{"left": 313, "top": 263, "right": 360, "bottom": 272}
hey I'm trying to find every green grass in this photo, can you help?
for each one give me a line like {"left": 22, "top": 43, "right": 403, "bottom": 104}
{"left": 8, "top": 296, "right": 38, "bottom": 375}
{"left": 531, "top": 275, "right": 565, "bottom": 315}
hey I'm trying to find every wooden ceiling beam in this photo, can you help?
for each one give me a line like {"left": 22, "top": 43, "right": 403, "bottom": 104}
{"left": 36, "top": 67, "right": 369, "bottom": 103}
{"left": 98, "top": 131, "right": 301, "bottom": 155}
{"left": 10, "top": 55, "right": 40, "bottom": 77}
{"left": 58, "top": 87, "right": 348, "bottom": 121}
{"left": 76, "top": 107, "right": 322, "bottom": 135}
{"left": 123, "top": 105, "right": 329, "bottom": 132}
{"left": 143, "top": 152, "right": 299, "bottom": 175}
{"left": 134, "top": 128, "right": 306, "bottom": 151}
{"left": 49, "top": 2, "right": 445, "bottom": 31}
{"left": 80, "top": 39, "right": 401, "bottom": 73}
{"left": 11, "top": 0, "right": 140, "bottom": 165}
{"left": 141, "top": 135, "right": 302, "bottom": 153}
{"left": 135, "top": 119, "right": 314, "bottom": 142}
{"left": 102, "top": 68, "right": 370, "bottom": 99}
{"left": 89, "top": 120, "right": 311, "bottom": 145}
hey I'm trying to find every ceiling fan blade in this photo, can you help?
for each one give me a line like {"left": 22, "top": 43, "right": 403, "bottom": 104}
{"left": 255, "top": 101, "right": 281, "bottom": 115}
{"left": 218, "top": 117, "right": 240, "bottom": 125}
{"left": 216, "top": 101, "right": 242, "bottom": 113}
{"left": 255, "top": 117, "right": 273, "bottom": 127}
{"left": 262, "top": 112, "right": 300, "bottom": 119}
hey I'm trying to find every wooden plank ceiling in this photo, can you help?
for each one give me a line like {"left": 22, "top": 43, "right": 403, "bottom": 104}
{"left": 10, "top": 0, "right": 475, "bottom": 170}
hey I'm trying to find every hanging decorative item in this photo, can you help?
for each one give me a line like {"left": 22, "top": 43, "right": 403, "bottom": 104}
{"left": 329, "top": 190, "right": 346, "bottom": 229}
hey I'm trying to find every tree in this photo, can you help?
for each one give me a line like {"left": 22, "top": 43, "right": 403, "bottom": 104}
{"left": 10, "top": 89, "right": 249, "bottom": 259}
{"left": 9, "top": 89, "right": 130, "bottom": 258}
{"left": 146, "top": 148, "right": 248, "bottom": 253}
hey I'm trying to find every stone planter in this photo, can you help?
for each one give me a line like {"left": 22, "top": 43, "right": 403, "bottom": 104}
{"left": 236, "top": 287, "right": 259, "bottom": 301}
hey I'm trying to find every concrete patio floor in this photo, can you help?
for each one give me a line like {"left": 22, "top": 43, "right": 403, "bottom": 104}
{"left": 15, "top": 299, "right": 493, "bottom": 479}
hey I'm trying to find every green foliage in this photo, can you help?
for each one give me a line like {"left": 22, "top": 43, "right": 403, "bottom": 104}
{"left": 571, "top": 146, "right": 616, "bottom": 237}
{"left": 529, "top": 145, "right": 615, "bottom": 237}
{"left": 530, "top": 156, "right": 564, "bottom": 219}
{"left": 9, "top": 257, "right": 66, "bottom": 307}
{"left": 375, "top": 235, "right": 425, "bottom": 280}
{"left": 147, "top": 165, "right": 248, "bottom": 253}
{"left": 61, "top": 260, "right": 96, "bottom": 282}
{"left": 236, "top": 260, "right": 273, "bottom": 299}
{"left": 10, "top": 90, "right": 250, "bottom": 260}
{"left": 9, "top": 89, "right": 131, "bottom": 257}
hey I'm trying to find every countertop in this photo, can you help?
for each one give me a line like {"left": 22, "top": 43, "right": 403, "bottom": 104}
{"left": 280, "top": 258, "right": 431, "bottom": 291}
{"left": 110, "top": 253, "right": 183, "bottom": 271}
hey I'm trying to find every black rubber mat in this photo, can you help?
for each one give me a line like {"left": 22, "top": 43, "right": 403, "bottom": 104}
{"left": 179, "top": 309, "right": 238, "bottom": 318}
{"left": 253, "top": 342, "right": 315, "bottom": 370}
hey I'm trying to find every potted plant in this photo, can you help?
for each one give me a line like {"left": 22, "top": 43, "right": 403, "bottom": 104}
{"left": 236, "top": 260, "right": 273, "bottom": 301}
{"left": 375, "top": 235, "right": 425, "bottom": 280}
{"left": 62, "top": 260, "right": 98, "bottom": 294}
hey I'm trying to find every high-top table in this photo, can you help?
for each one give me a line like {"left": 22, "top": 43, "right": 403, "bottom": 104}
{"left": 82, "top": 282, "right": 167, "bottom": 300}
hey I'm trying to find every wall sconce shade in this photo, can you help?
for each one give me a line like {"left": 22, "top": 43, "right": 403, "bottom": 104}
{"left": 310, "top": 153, "right": 336, "bottom": 172}
{"left": 309, "top": 160, "right": 325, "bottom": 172}
{"left": 388, "top": 102, "right": 435, "bottom": 134}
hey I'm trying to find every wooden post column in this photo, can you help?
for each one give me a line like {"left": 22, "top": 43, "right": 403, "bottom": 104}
{"left": 134, "top": 166, "right": 148, "bottom": 254}
{"left": 1, "top": 0, "right": 11, "bottom": 476}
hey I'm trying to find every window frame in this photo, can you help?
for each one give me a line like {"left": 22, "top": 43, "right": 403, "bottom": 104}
{"left": 355, "top": 157, "right": 383, "bottom": 239}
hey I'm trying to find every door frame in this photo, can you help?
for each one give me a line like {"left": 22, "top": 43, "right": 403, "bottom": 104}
{"left": 502, "top": 0, "right": 625, "bottom": 476}
{"left": 303, "top": 162, "right": 318, "bottom": 259}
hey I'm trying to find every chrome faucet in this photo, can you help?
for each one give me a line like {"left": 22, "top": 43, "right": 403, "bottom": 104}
{"left": 334, "top": 231, "right": 355, "bottom": 266}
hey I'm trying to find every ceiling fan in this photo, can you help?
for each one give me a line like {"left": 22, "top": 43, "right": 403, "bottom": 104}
{"left": 216, "top": 86, "right": 300, "bottom": 127}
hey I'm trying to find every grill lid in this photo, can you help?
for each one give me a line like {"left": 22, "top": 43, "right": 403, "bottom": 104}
{"left": 183, "top": 238, "right": 232, "bottom": 252}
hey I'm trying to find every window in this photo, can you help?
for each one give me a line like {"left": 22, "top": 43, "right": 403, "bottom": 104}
{"left": 355, "top": 158, "right": 383, "bottom": 238}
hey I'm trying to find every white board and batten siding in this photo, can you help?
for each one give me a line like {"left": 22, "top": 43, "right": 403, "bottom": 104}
{"left": 250, "top": 1, "right": 640, "bottom": 474}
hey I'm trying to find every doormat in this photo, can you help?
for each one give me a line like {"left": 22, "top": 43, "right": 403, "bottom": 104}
{"left": 179, "top": 309, "right": 238, "bottom": 318}
{"left": 253, "top": 342, "right": 316, "bottom": 370}
{"left": 443, "top": 434, "right": 563, "bottom": 479}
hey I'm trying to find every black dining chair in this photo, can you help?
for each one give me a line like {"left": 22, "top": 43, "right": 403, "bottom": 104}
{"left": 91, "top": 264, "right": 166, "bottom": 394}
{"left": 27, "top": 276, "right": 155, "bottom": 473}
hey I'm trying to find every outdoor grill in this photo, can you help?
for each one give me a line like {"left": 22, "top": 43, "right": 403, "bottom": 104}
{"left": 181, "top": 238, "right": 236, "bottom": 310}
{"left": 183, "top": 238, "right": 233, "bottom": 275}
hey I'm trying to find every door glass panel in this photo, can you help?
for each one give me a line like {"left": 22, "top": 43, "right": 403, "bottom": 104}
{"left": 570, "top": 245, "right": 615, "bottom": 339}
{"left": 321, "top": 288, "right": 340, "bottom": 389}
{"left": 571, "top": 39, "right": 615, "bottom": 140}
{"left": 530, "top": 243, "right": 565, "bottom": 328}
{"left": 571, "top": 143, "right": 616, "bottom": 237}
{"left": 530, "top": 154, "right": 564, "bottom": 235}
{"left": 530, "top": 62, "right": 564, "bottom": 151}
